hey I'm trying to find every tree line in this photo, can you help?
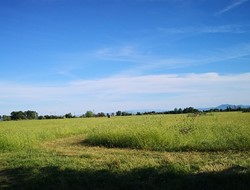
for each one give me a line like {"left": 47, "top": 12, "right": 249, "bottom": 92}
{"left": 0, "top": 111, "right": 38, "bottom": 121}
{"left": 1, "top": 106, "right": 249, "bottom": 121}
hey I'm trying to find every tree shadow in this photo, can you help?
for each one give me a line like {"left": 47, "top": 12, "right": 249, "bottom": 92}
{"left": 0, "top": 165, "right": 249, "bottom": 190}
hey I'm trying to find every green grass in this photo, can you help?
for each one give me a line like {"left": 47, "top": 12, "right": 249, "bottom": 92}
{"left": 86, "top": 113, "right": 250, "bottom": 151}
{"left": 0, "top": 119, "right": 90, "bottom": 152}
{"left": 0, "top": 112, "right": 250, "bottom": 189}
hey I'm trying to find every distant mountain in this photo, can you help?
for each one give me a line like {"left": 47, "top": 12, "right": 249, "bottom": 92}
{"left": 216, "top": 104, "right": 235, "bottom": 110}
{"left": 216, "top": 104, "right": 250, "bottom": 110}
{"left": 199, "top": 104, "right": 250, "bottom": 111}
{"left": 125, "top": 104, "right": 250, "bottom": 114}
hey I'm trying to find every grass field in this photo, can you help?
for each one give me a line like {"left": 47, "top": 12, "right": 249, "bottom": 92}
{"left": 0, "top": 112, "right": 250, "bottom": 189}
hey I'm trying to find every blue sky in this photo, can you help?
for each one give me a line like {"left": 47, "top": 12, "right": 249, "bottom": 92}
{"left": 0, "top": 0, "right": 250, "bottom": 115}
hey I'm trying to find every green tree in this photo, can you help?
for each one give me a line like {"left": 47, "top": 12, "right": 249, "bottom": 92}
{"left": 97, "top": 112, "right": 105, "bottom": 117}
{"left": 85, "top": 111, "right": 95, "bottom": 118}
{"left": 11, "top": 111, "right": 26, "bottom": 120}
{"left": 116, "top": 111, "right": 122, "bottom": 116}
{"left": 122, "top": 111, "right": 132, "bottom": 116}
{"left": 25, "top": 110, "right": 38, "bottom": 120}
{"left": 2, "top": 115, "right": 11, "bottom": 121}
{"left": 183, "top": 107, "right": 199, "bottom": 113}
{"left": 38, "top": 115, "right": 44, "bottom": 120}
{"left": 136, "top": 112, "right": 142, "bottom": 115}
{"left": 174, "top": 108, "right": 178, "bottom": 114}
{"left": 178, "top": 108, "right": 182, "bottom": 114}
{"left": 65, "top": 113, "right": 73, "bottom": 118}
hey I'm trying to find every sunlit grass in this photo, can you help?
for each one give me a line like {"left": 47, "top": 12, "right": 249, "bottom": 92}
{"left": 0, "top": 112, "right": 250, "bottom": 189}
{"left": 0, "top": 119, "right": 90, "bottom": 152}
{"left": 86, "top": 113, "right": 250, "bottom": 151}
{"left": 1, "top": 112, "right": 250, "bottom": 152}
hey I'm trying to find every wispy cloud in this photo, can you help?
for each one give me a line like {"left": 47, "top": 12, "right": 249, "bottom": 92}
{"left": 1, "top": 73, "right": 250, "bottom": 114}
{"left": 95, "top": 45, "right": 148, "bottom": 63}
{"left": 93, "top": 43, "right": 250, "bottom": 75}
{"left": 216, "top": 0, "right": 249, "bottom": 15}
{"left": 94, "top": 45, "right": 198, "bottom": 75}
{"left": 158, "top": 24, "right": 248, "bottom": 34}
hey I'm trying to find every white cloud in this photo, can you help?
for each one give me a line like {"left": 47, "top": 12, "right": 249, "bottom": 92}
{"left": 216, "top": 0, "right": 249, "bottom": 15}
{"left": 1, "top": 72, "right": 250, "bottom": 115}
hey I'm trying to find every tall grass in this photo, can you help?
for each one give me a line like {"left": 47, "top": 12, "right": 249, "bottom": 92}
{"left": 86, "top": 112, "right": 250, "bottom": 151}
{"left": 0, "top": 119, "right": 90, "bottom": 152}
{"left": 1, "top": 112, "right": 250, "bottom": 152}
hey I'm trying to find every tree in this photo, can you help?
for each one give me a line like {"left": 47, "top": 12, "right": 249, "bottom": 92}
{"left": 183, "top": 107, "right": 199, "bottom": 113}
{"left": 38, "top": 115, "right": 44, "bottom": 120}
{"left": 97, "top": 112, "right": 105, "bottom": 117}
{"left": 178, "top": 108, "right": 183, "bottom": 114}
{"left": 85, "top": 111, "right": 95, "bottom": 118}
{"left": 10, "top": 110, "right": 38, "bottom": 120}
{"left": 116, "top": 111, "right": 122, "bottom": 116}
{"left": 122, "top": 111, "right": 132, "bottom": 116}
{"left": 11, "top": 111, "right": 26, "bottom": 120}
{"left": 173, "top": 108, "right": 178, "bottom": 114}
{"left": 65, "top": 113, "right": 73, "bottom": 118}
{"left": 2, "top": 115, "right": 11, "bottom": 121}
{"left": 25, "top": 110, "right": 38, "bottom": 120}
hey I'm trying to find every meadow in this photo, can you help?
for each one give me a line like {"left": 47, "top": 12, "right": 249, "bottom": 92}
{"left": 0, "top": 112, "right": 250, "bottom": 189}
